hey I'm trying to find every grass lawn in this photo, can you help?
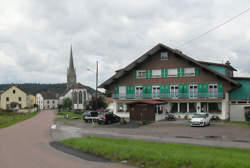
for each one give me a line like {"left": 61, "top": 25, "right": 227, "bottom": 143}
{"left": 56, "top": 109, "right": 82, "bottom": 120}
{"left": 61, "top": 137, "right": 250, "bottom": 168}
{"left": 0, "top": 112, "right": 37, "bottom": 129}
{"left": 223, "top": 121, "right": 250, "bottom": 127}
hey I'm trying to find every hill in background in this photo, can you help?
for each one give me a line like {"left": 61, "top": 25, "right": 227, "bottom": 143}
{"left": 0, "top": 83, "right": 97, "bottom": 95}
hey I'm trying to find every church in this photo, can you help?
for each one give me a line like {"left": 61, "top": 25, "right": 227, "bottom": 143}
{"left": 59, "top": 46, "right": 89, "bottom": 110}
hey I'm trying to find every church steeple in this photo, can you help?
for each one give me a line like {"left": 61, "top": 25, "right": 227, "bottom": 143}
{"left": 69, "top": 45, "right": 74, "bottom": 70}
{"left": 67, "top": 45, "right": 77, "bottom": 89}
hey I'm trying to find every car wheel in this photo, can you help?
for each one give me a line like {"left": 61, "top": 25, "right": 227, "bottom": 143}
{"left": 84, "top": 119, "right": 88, "bottom": 123}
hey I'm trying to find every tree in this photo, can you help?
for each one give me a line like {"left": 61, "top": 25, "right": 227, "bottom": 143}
{"left": 63, "top": 98, "right": 72, "bottom": 109}
{"left": 89, "top": 96, "right": 108, "bottom": 110}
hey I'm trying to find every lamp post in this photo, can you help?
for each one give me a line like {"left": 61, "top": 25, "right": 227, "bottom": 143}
{"left": 87, "top": 60, "right": 98, "bottom": 110}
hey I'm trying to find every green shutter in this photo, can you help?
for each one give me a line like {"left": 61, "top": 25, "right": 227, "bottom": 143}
{"left": 143, "top": 85, "right": 147, "bottom": 94}
{"left": 160, "top": 85, "right": 165, "bottom": 94}
{"left": 126, "top": 86, "right": 130, "bottom": 95}
{"left": 165, "top": 69, "right": 168, "bottom": 78}
{"left": 133, "top": 70, "right": 136, "bottom": 78}
{"left": 181, "top": 68, "right": 185, "bottom": 77}
{"left": 114, "top": 86, "right": 119, "bottom": 94}
{"left": 146, "top": 70, "right": 152, "bottom": 79}
{"left": 143, "top": 85, "right": 152, "bottom": 98}
{"left": 131, "top": 85, "right": 135, "bottom": 94}
{"left": 149, "top": 69, "right": 152, "bottom": 78}
{"left": 179, "top": 84, "right": 184, "bottom": 93}
{"left": 195, "top": 67, "right": 199, "bottom": 76}
{"left": 198, "top": 83, "right": 203, "bottom": 93}
{"left": 203, "top": 83, "right": 208, "bottom": 92}
{"left": 183, "top": 84, "right": 188, "bottom": 93}
{"left": 218, "top": 83, "right": 223, "bottom": 93}
{"left": 178, "top": 68, "right": 181, "bottom": 77}
{"left": 165, "top": 84, "right": 170, "bottom": 93}
{"left": 161, "top": 69, "right": 165, "bottom": 78}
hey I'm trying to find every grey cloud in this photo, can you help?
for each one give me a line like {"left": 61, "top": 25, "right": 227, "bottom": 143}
{"left": 0, "top": 0, "right": 250, "bottom": 88}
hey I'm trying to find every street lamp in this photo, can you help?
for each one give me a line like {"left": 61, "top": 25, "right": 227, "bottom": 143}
{"left": 87, "top": 60, "right": 98, "bottom": 110}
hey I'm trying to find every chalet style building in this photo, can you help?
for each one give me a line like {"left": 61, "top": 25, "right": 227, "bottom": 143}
{"left": 100, "top": 43, "right": 250, "bottom": 122}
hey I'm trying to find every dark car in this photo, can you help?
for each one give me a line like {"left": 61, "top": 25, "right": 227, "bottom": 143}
{"left": 82, "top": 111, "right": 99, "bottom": 123}
{"left": 97, "top": 112, "right": 120, "bottom": 125}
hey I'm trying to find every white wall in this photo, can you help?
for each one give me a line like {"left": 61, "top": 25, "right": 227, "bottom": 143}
{"left": 59, "top": 88, "right": 88, "bottom": 110}
{"left": 230, "top": 104, "right": 247, "bottom": 121}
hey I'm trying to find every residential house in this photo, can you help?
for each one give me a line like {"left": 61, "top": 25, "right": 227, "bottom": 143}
{"left": 36, "top": 92, "right": 58, "bottom": 110}
{"left": 0, "top": 85, "right": 36, "bottom": 110}
{"left": 100, "top": 43, "right": 249, "bottom": 122}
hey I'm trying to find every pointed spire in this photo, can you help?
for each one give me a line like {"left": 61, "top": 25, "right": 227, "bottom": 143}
{"left": 69, "top": 44, "right": 74, "bottom": 69}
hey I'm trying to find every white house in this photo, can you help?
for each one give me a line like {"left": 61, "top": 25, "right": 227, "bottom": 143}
{"left": 36, "top": 92, "right": 59, "bottom": 110}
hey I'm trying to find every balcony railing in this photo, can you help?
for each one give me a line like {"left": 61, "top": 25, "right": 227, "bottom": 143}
{"left": 112, "top": 92, "right": 224, "bottom": 99}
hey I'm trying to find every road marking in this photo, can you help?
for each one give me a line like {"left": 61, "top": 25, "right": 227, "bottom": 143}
{"left": 51, "top": 124, "right": 57, "bottom": 129}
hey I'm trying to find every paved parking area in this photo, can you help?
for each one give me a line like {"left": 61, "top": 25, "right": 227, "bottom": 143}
{"left": 53, "top": 119, "right": 250, "bottom": 149}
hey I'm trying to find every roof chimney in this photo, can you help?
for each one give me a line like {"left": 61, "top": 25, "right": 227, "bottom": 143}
{"left": 225, "top": 61, "right": 231, "bottom": 66}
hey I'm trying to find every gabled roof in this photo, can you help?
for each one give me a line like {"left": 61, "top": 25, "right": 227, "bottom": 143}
{"left": 2, "top": 85, "right": 28, "bottom": 95}
{"left": 99, "top": 43, "right": 240, "bottom": 88}
{"left": 60, "top": 83, "right": 87, "bottom": 96}
{"left": 40, "top": 92, "right": 58, "bottom": 99}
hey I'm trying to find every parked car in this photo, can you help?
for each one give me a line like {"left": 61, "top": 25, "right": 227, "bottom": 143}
{"left": 190, "top": 113, "right": 210, "bottom": 127}
{"left": 83, "top": 111, "right": 99, "bottom": 123}
{"left": 97, "top": 112, "right": 120, "bottom": 125}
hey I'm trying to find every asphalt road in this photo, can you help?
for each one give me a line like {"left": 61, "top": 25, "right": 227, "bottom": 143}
{"left": 0, "top": 110, "right": 132, "bottom": 168}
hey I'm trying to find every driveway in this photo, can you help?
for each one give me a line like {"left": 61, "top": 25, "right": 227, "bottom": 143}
{"left": 0, "top": 110, "right": 132, "bottom": 168}
{"left": 53, "top": 119, "right": 250, "bottom": 149}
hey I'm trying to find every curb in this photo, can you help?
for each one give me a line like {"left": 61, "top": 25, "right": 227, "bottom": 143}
{"left": 49, "top": 141, "right": 111, "bottom": 163}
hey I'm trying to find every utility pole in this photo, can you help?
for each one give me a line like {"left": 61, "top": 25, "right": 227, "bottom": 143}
{"left": 95, "top": 60, "right": 98, "bottom": 110}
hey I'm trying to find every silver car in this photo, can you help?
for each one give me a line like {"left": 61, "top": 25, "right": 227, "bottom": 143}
{"left": 190, "top": 113, "right": 210, "bottom": 127}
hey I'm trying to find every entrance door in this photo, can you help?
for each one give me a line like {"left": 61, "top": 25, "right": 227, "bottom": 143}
{"left": 152, "top": 86, "right": 160, "bottom": 99}
{"left": 130, "top": 104, "right": 155, "bottom": 121}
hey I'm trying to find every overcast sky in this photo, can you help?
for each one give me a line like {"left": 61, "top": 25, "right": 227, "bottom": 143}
{"left": 1, "top": 0, "right": 250, "bottom": 89}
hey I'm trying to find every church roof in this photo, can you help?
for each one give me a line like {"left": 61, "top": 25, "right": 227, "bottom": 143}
{"left": 40, "top": 92, "right": 58, "bottom": 99}
{"left": 60, "top": 83, "right": 87, "bottom": 96}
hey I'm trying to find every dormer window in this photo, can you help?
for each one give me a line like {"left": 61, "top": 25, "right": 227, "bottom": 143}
{"left": 160, "top": 52, "right": 168, "bottom": 60}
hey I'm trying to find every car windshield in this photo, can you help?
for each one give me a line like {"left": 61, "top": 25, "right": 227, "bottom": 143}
{"left": 192, "top": 114, "right": 206, "bottom": 118}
